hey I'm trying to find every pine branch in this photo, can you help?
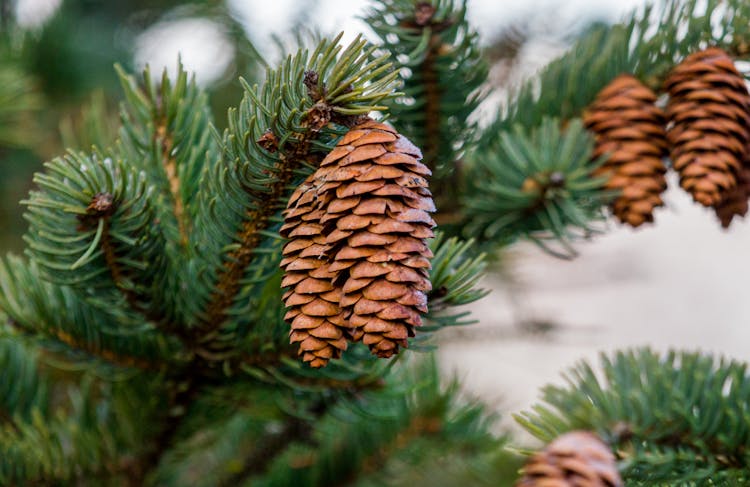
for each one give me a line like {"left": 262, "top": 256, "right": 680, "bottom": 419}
{"left": 366, "top": 0, "right": 488, "bottom": 217}
{"left": 191, "top": 34, "right": 398, "bottom": 352}
{"left": 116, "top": 63, "right": 218, "bottom": 249}
{"left": 463, "top": 118, "right": 611, "bottom": 257}
{"left": 515, "top": 348, "right": 750, "bottom": 485}
{"left": 0, "top": 255, "right": 183, "bottom": 370}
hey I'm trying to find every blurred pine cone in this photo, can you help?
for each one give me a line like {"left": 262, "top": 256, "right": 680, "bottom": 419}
{"left": 664, "top": 47, "right": 750, "bottom": 207}
{"left": 516, "top": 431, "right": 623, "bottom": 487}
{"left": 583, "top": 74, "right": 668, "bottom": 227}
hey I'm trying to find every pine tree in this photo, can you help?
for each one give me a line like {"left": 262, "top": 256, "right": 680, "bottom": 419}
{"left": 2, "top": 0, "right": 750, "bottom": 485}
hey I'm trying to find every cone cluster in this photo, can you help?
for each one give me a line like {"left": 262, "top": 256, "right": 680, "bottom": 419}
{"left": 516, "top": 431, "right": 623, "bottom": 487}
{"left": 664, "top": 47, "right": 750, "bottom": 208}
{"left": 583, "top": 75, "right": 668, "bottom": 227}
{"left": 281, "top": 120, "right": 435, "bottom": 367}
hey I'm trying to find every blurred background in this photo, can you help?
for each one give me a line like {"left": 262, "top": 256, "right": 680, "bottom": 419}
{"left": 3, "top": 0, "right": 749, "bottom": 434}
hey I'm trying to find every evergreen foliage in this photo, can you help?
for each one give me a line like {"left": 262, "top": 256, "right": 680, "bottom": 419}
{"left": 0, "top": 16, "right": 494, "bottom": 481}
{"left": 463, "top": 118, "right": 610, "bottom": 257}
{"left": 516, "top": 349, "right": 750, "bottom": 485}
{"left": 462, "top": 0, "right": 750, "bottom": 251}
{"left": 0, "top": 0, "right": 749, "bottom": 484}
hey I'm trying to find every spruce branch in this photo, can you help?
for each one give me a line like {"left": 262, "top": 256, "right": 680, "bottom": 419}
{"left": 515, "top": 348, "right": 750, "bottom": 485}
{"left": 464, "top": 118, "right": 611, "bottom": 257}
{"left": 116, "top": 62, "right": 218, "bottom": 248}
{"left": 486, "top": 0, "right": 750, "bottom": 136}
{"left": 458, "top": 0, "right": 750, "bottom": 256}
{"left": 0, "top": 255, "right": 184, "bottom": 370}
{"left": 22, "top": 151, "right": 179, "bottom": 331}
{"left": 191, "top": 34, "right": 399, "bottom": 353}
{"left": 366, "top": 0, "right": 488, "bottom": 217}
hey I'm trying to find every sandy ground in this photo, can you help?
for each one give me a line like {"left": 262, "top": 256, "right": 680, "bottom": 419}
{"left": 438, "top": 176, "right": 750, "bottom": 437}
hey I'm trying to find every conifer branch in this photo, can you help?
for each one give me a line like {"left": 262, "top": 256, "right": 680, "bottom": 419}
{"left": 200, "top": 124, "right": 323, "bottom": 337}
{"left": 80, "top": 192, "right": 169, "bottom": 329}
{"left": 334, "top": 415, "right": 443, "bottom": 486}
{"left": 10, "top": 320, "right": 158, "bottom": 371}
{"left": 0, "top": 255, "right": 183, "bottom": 370}
{"left": 366, "top": 0, "right": 487, "bottom": 217}
{"left": 516, "top": 349, "right": 750, "bottom": 485}
{"left": 400, "top": 2, "right": 454, "bottom": 175}
{"left": 192, "top": 35, "right": 398, "bottom": 352}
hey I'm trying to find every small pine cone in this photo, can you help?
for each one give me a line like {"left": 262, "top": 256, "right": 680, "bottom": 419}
{"left": 280, "top": 174, "right": 348, "bottom": 368}
{"left": 583, "top": 74, "right": 668, "bottom": 227}
{"left": 664, "top": 47, "right": 750, "bottom": 207}
{"left": 315, "top": 120, "right": 436, "bottom": 358}
{"left": 516, "top": 431, "right": 623, "bottom": 487}
{"left": 714, "top": 164, "right": 750, "bottom": 228}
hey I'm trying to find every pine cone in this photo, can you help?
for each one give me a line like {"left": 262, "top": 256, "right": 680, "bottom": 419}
{"left": 714, "top": 164, "right": 750, "bottom": 228}
{"left": 315, "top": 120, "right": 435, "bottom": 358}
{"left": 280, "top": 174, "right": 348, "bottom": 368}
{"left": 516, "top": 431, "right": 623, "bottom": 487}
{"left": 664, "top": 47, "right": 750, "bottom": 207}
{"left": 583, "top": 74, "right": 668, "bottom": 227}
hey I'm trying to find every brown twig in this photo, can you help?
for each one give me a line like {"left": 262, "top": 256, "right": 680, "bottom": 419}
{"left": 402, "top": 3, "right": 457, "bottom": 213}
{"left": 156, "top": 122, "right": 188, "bottom": 246}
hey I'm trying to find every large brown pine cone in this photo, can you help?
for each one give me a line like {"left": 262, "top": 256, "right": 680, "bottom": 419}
{"left": 516, "top": 431, "right": 623, "bottom": 487}
{"left": 664, "top": 47, "right": 750, "bottom": 207}
{"left": 315, "top": 120, "right": 435, "bottom": 358}
{"left": 583, "top": 74, "right": 668, "bottom": 227}
{"left": 280, "top": 174, "right": 349, "bottom": 368}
